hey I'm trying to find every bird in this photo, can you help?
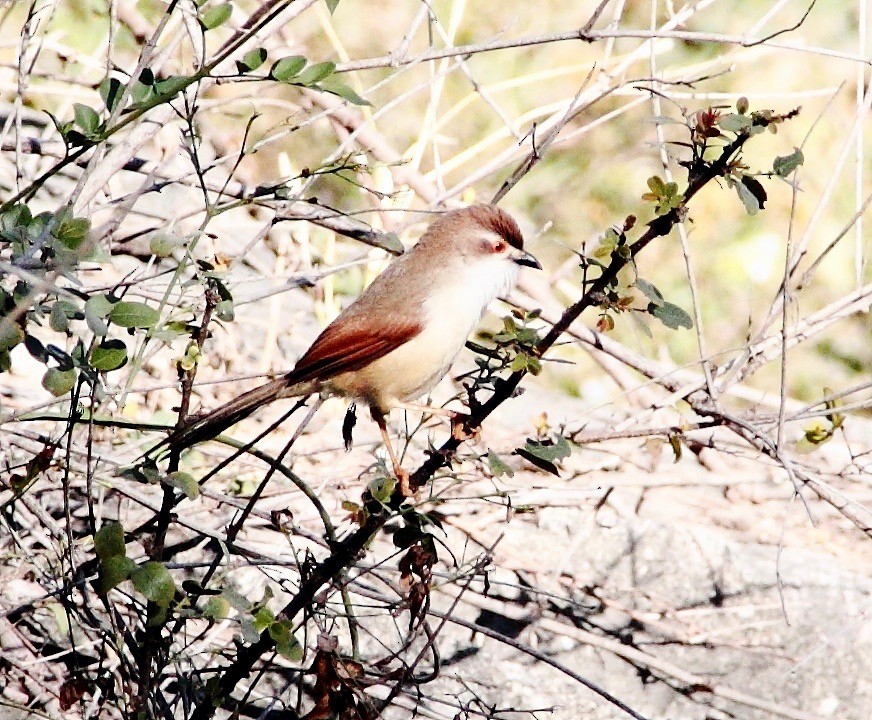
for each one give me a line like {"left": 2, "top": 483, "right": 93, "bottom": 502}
{"left": 153, "top": 204, "right": 540, "bottom": 492}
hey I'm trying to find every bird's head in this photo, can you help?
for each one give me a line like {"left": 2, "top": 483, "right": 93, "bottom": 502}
{"left": 418, "top": 204, "right": 541, "bottom": 272}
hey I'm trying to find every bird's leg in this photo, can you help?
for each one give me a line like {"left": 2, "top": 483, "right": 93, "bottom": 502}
{"left": 372, "top": 409, "right": 412, "bottom": 497}
{"left": 390, "top": 401, "right": 477, "bottom": 442}
{"left": 391, "top": 401, "right": 456, "bottom": 418}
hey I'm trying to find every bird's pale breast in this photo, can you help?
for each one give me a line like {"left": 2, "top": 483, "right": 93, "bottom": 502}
{"left": 328, "top": 255, "right": 517, "bottom": 413}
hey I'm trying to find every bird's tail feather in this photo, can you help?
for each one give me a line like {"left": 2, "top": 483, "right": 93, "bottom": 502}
{"left": 149, "top": 378, "right": 317, "bottom": 457}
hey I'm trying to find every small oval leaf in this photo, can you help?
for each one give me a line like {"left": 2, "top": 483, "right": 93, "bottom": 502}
{"left": 487, "top": 451, "right": 514, "bottom": 478}
{"left": 90, "top": 339, "right": 128, "bottom": 371}
{"left": 634, "top": 278, "right": 664, "bottom": 306}
{"left": 269, "top": 620, "right": 304, "bottom": 661}
{"left": 85, "top": 294, "right": 115, "bottom": 319}
{"left": 319, "top": 77, "right": 370, "bottom": 106}
{"left": 99, "top": 555, "right": 137, "bottom": 593}
{"left": 99, "top": 77, "right": 125, "bottom": 112}
{"left": 718, "top": 113, "right": 752, "bottom": 132}
{"left": 94, "top": 522, "right": 126, "bottom": 560}
{"left": 131, "top": 561, "right": 176, "bottom": 606}
{"left": 651, "top": 301, "right": 693, "bottom": 330}
{"left": 200, "top": 2, "right": 232, "bottom": 29}
{"left": 109, "top": 301, "right": 160, "bottom": 328}
{"left": 149, "top": 231, "right": 185, "bottom": 257}
{"left": 42, "top": 367, "right": 76, "bottom": 396}
{"left": 237, "top": 47, "right": 267, "bottom": 73}
{"left": 73, "top": 103, "right": 100, "bottom": 134}
{"left": 774, "top": 148, "right": 804, "bottom": 177}
{"left": 153, "top": 75, "right": 189, "bottom": 99}
{"left": 203, "top": 596, "right": 230, "bottom": 620}
{"left": 295, "top": 61, "right": 336, "bottom": 86}
{"left": 270, "top": 56, "right": 307, "bottom": 82}
{"left": 165, "top": 470, "right": 199, "bottom": 499}
{"left": 0, "top": 322, "right": 25, "bottom": 351}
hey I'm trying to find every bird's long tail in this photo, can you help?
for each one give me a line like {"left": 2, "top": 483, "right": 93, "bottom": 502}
{"left": 148, "top": 377, "right": 318, "bottom": 458}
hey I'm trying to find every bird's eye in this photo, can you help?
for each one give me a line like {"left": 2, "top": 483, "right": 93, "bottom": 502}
{"left": 492, "top": 240, "right": 506, "bottom": 253}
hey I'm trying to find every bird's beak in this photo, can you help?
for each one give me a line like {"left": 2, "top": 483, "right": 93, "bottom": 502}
{"left": 512, "top": 249, "right": 541, "bottom": 269}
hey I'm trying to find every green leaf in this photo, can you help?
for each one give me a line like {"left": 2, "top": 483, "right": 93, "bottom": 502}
{"left": 149, "top": 231, "right": 185, "bottom": 257}
{"left": 122, "top": 460, "right": 160, "bottom": 484}
{"left": 325, "top": 0, "right": 340, "bottom": 13}
{"left": 237, "top": 47, "right": 267, "bottom": 73}
{"left": 741, "top": 175, "right": 767, "bottom": 211}
{"left": 646, "top": 175, "right": 666, "bottom": 194}
{"left": 669, "top": 434, "right": 682, "bottom": 461}
{"left": 718, "top": 113, "right": 752, "bottom": 132}
{"left": 295, "top": 61, "right": 336, "bottom": 86}
{"left": 634, "top": 278, "right": 663, "bottom": 306}
{"left": 94, "top": 522, "right": 126, "bottom": 560}
{"left": 73, "top": 103, "right": 100, "bottom": 134}
{"left": 318, "top": 77, "right": 370, "bottom": 106}
{"left": 56, "top": 216, "right": 91, "bottom": 250}
{"left": 270, "top": 56, "right": 307, "bottom": 82}
{"left": 90, "top": 339, "right": 128, "bottom": 371}
{"left": 516, "top": 435, "right": 572, "bottom": 476}
{"left": 27, "top": 211, "right": 53, "bottom": 239}
{"left": 130, "top": 79, "right": 153, "bottom": 104}
{"left": 631, "top": 311, "right": 653, "bottom": 339}
{"left": 42, "top": 367, "right": 76, "bottom": 396}
{"left": 215, "top": 299, "right": 234, "bottom": 321}
{"left": 650, "top": 301, "right": 693, "bottom": 330}
{"left": 509, "top": 353, "right": 527, "bottom": 373}
{"left": 49, "top": 301, "right": 81, "bottom": 333}
{"left": 85, "top": 301, "right": 111, "bottom": 334}
{"left": 735, "top": 179, "right": 761, "bottom": 215}
{"left": 98, "top": 77, "right": 125, "bottom": 112}
{"left": 252, "top": 606, "right": 275, "bottom": 632}
{"left": 99, "top": 555, "right": 137, "bottom": 593}
{"left": 2, "top": 203, "right": 32, "bottom": 228}
{"left": 525, "top": 354, "right": 542, "bottom": 375}
{"left": 487, "top": 451, "right": 514, "bottom": 478}
{"left": 0, "top": 322, "right": 24, "bottom": 351}
{"left": 165, "top": 470, "right": 199, "bottom": 499}
{"left": 269, "top": 620, "right": 303, "bottom": 661}
{"left": 150, "top": 322, "right": 188, "bottom": 343}
{"left": 85, "top": 293, "right": 115, "bottom": 319}
{"left": 109, "top": 301, "right": 160, "bottom": 328}
{"left": 85, "top": 313, "right": 108, "bottom": 337}
{"left": 24, "top": 334, "right": 46, "bottom": 361}
{"left": 200, "top": 2, "right": 232, "bottom": 29}
{"left": 222, "top": 588, "right": 252, "bottom": 612}
{"left": 368, "top": 475, "right": 396, "bottom": 503}
{"left": 203, "top": 596, "right": 230, "bottom": 620}
{"left": 773, "top": 148, "right": 804, "bottom": 177}
{"left": 523, "top": 435, "right": 572, "bottom": 464}
{"left": 131, "top": 561, "right": 176, "bottom": 606}
{"left": 50, "top": 303, "right": 70, "bottom": 333}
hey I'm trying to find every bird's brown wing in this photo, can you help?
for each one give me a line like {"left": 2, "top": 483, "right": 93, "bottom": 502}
{"left": 148, "top": 309, "right": 420, "bottom": 457}
{"left": 286, "top": 313, "right": 422, "bottom": 384}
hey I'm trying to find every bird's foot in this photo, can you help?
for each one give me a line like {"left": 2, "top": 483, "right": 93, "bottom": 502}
{"left": 450, "top": 412, "right": 479, "bottom": 443}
